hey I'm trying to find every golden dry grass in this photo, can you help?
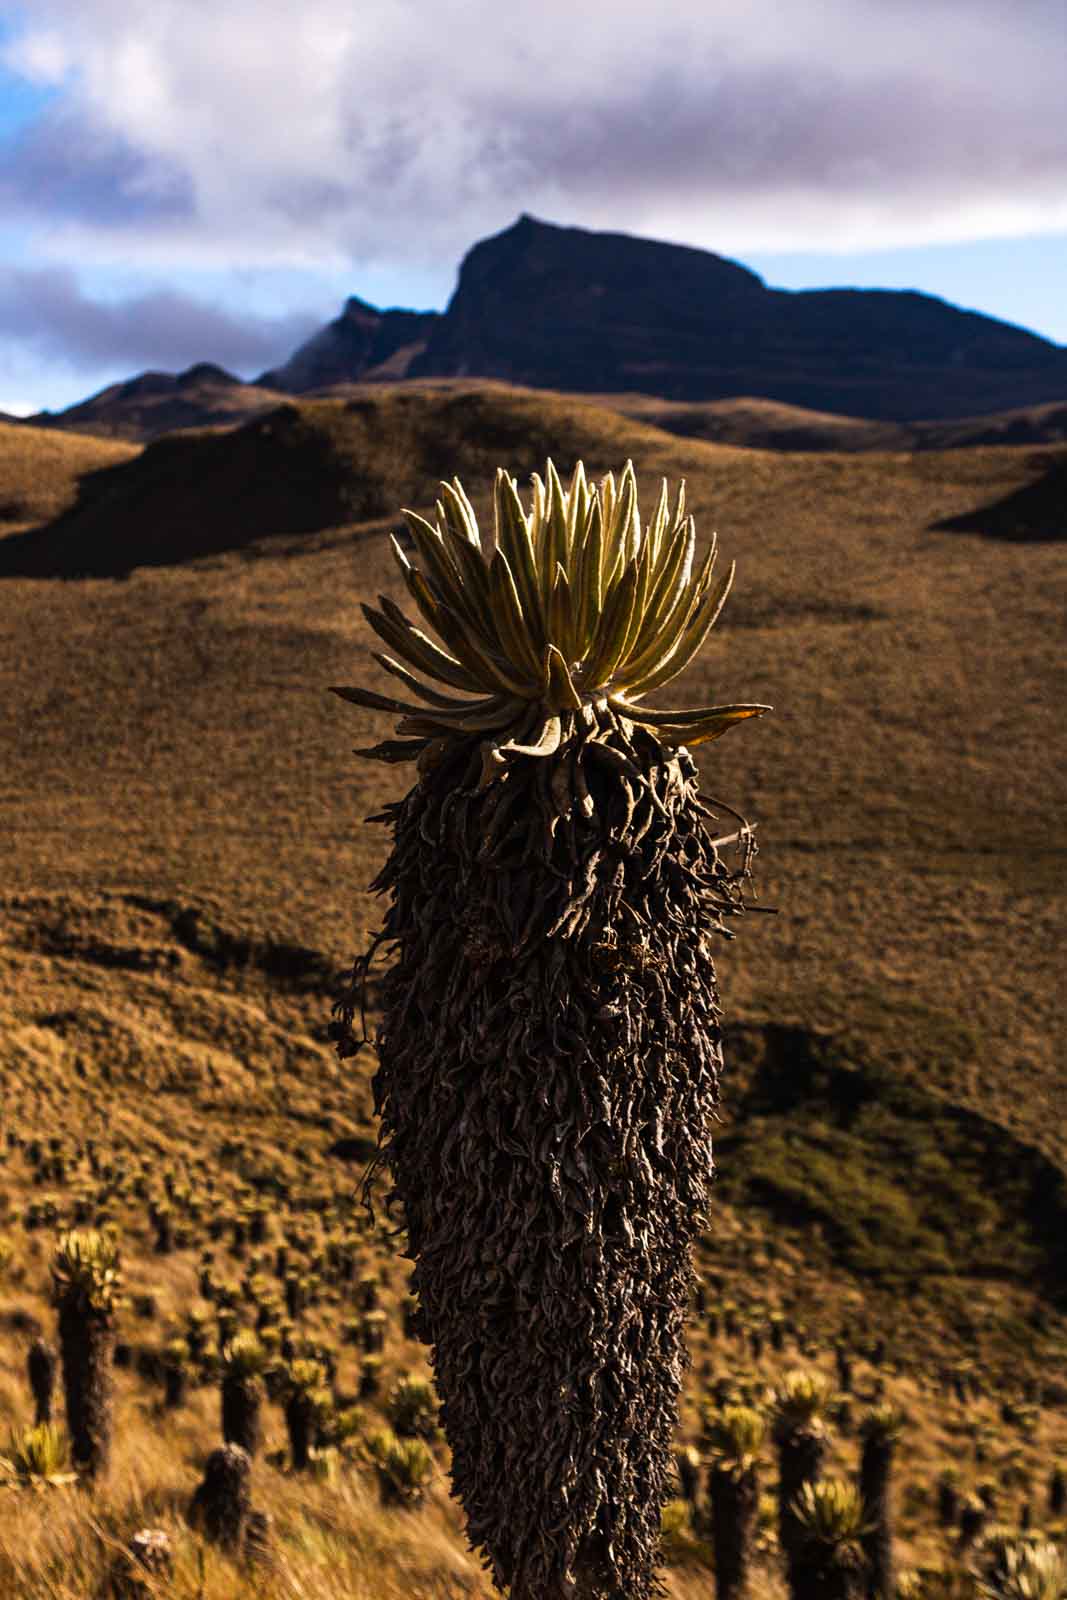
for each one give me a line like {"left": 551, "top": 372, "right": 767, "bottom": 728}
{"left": 582, "top": 393, "right": 911, "bottom": 451}
{"left": 1, "top": 385, "right": 1065, "bottom": 1596}
{"left": 0, "top": 421, "right": 137, "bottom": 530}
{"left": 586, "top": 394, "right": 1067, "bottom": 453}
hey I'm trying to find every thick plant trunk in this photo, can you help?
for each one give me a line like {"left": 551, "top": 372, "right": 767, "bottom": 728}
{"left": 164, "top": 1363, "right": 187, "bottom": 1409}
{"left": 776, "top": 1428, "right": 826, "bottom": 1589}
{"left": 791, "top": 1549, "right": 864, "bottom": 1600}
{"left": 859, "top": 1436, "right": 894, "bottom": 1599}
{"left": 711, "top": 1463, "right": 759, "bottom": 1600}
{"left": 286, "top": 1392, "right": 315, "bottom": 1470}
{"left": 336, "top": 728, "right": 753, "bottom": 1600}
{"left": 222, "top": 1374, "right": 263, "bottom": 1457}
{"left": 190, "top": 1444, "right": 251, "bottom": 1551}
{"left": 58, "top": 1302, "right": 114, "bottom": 1478}
{"left": 27, "top": 1337, "right": 57, "bottom": 1425}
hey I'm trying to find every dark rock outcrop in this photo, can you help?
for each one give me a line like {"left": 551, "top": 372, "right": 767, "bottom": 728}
{"left": 259, "top": 297, "right": 438, "bottom": 392}
{"left": 406, "top": 214, "right": 1067, "bottom": 421}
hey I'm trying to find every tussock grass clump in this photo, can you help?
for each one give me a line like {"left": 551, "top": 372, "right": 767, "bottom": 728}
{"left": 0, "top": 1423, "right": 77, "bottom": 1488}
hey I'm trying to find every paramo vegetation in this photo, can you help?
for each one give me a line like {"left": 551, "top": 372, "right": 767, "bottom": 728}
{"left": 1, "top": 393, "right": 1066, "bottom": 1597}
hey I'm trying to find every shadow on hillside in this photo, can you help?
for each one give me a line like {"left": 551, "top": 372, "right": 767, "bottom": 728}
{"left": 931, "top": 450, "right": 1067, "bottom": 542}
{"left": 0, "top": 405, "right": 394, "bottom": 578}
{"left": 717, "top": 1021, "right": 1067, "bottom": 1302}
{"left": 0, "top": 388, "right": 647, "bottom": 577}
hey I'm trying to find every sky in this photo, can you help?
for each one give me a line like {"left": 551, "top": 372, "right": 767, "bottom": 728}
{"left": 1, "top": 0, "right": 1065, "bottom": 416}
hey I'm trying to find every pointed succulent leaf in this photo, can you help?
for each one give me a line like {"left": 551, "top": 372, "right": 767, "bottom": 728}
{"left": 362, "top": 601, "right": 484, "bottom": 694}
{"left": 544, "top": 646, "right": 583, "bottom": 712}
{"left": 371, "top": 652, "right": 477, "bottom": 709}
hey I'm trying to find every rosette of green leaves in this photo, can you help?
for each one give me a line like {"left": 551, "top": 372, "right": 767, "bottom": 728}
{"left": 222, "top": 1330, "right": 269, "bottom": 1378}
{"left": 332, "top": 459, "right": 770, "bottom": 780}
{"left": 976, "top": 1537, "right": 1067, "bottom": 1600}
{"left": 50, "top": 1230, "right": 122, "bottom": 1315}
{"left": 365, "top": 1427, "right": 435, "bottom": 1506}
{"left": 793, "top": 1479, "right": 868, "bottom": 1549}
{"left": 705, "top": 1405, "right": 767, "bottom": 1477}
{"left": 858, "top": 1403, "right": 906, "bottom": 1444}
{"left": 773, "top": 1369, "right": 835, "bottom": 1433}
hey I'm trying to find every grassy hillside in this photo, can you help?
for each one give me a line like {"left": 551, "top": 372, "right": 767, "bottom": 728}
{"left": 27, "top": 368, "right": 1067, "bottom": 456}
{"left": 590, "top": 394, "right": 911, "bottom": 452}
{"left": 0, "top": 420, "right": 137, "bottom": 530}
{"left": 0, "top": 388, "right": 687, "bottom": 576}
{"left": 1, "top": 386, "right": 1065, "bottom": 1596}
{"left": 599, "top": 394, "right": 1067, "bottom": 453}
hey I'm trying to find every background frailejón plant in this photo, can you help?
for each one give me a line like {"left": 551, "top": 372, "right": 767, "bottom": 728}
{"left": 331, "top": 460, "right": 770, "bottom": 1599}
{"left": 791, "top": 1479, "right": 869, "bottom": 1600}
{"left": 220, "top": 1331, "right": 268, "bottom": 1458}
{"left": 773, "top": 1369, "right": 834, "bottom": 1593}
{"left": 858, "top": 1404, "right": 905, "bottom": 1600}
{"left": 706, "top": 1405, "right": 767, "bottom": 1600}
{"left": 50, "top": 1228, "right": 122, "bottom": 1480}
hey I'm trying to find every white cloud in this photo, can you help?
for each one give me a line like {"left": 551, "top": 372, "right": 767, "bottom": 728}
{"left": 1, "top": 0, "right": 1065, "bottom": 272}
{"left": 3, "top": 25, "right": 72, "bottom": 86}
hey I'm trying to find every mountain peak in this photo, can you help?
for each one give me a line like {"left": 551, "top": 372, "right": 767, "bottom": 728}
{"left": 458, "top": 211, "right": 765, "bottom": 289}
{"left": 33, "top": 215, "right": 1067, "bottom": 429}
{"left": 399, "top": 214, "right": 1065, "bottom": 419}
{"left": 177, "top": 362, "right": 241, "bottom": 389}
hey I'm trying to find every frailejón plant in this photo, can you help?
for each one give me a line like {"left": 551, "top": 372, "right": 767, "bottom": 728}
{"left": 332, "top": 460, "right": 770, "bottom": 1599}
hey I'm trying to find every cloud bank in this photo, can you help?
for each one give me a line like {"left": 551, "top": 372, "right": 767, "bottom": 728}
{"left": 1, "top": 0, "right": 1065, "bottom": 404}
{"left": 3, "top": 0, "right": 1065, "bottom": 274}
{"left": 0, "top": 266, "right": 319, "bottom": 376}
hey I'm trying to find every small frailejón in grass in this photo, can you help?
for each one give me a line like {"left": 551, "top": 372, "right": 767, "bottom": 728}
{"left": 331, "top": 460, "right": 771, "bottom": 1600}
{"left": 773, "top": 1368, "right": 834, "bottom": 1592}
{"left": 27, "top": 1335, "right": 58, "bottom": 1425}
{"left": 221, "top": 1331, "right": 268, "bottom": 1458}
{"left": 51, "top": 1228, "right": 121, "bottom": 1481}
{"left": 707, "top": 1405, "right": 767, "bottom": 1600}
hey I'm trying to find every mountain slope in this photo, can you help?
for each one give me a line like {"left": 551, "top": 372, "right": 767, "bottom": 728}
{"left": 0, "top": 386, "right": 699, "bottom": 576}
{"left": 259, "top": 297, "right": 439, "bottom": 392}
{"left": 2, "top": 402, "right": 1065, "bottom": 1592}
{"left": 0, "top": 419, "right": 138, "bottom": 528}
{"left": 404, "top": 215, "right": 1067, "bottom": 420}
{"left": 26, "top": 363, "right": 284, "bottom": 442}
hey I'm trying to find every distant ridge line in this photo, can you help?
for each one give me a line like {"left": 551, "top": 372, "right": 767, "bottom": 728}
{"left": 22, "top": 213, "right": 1067, "bottom": 436}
